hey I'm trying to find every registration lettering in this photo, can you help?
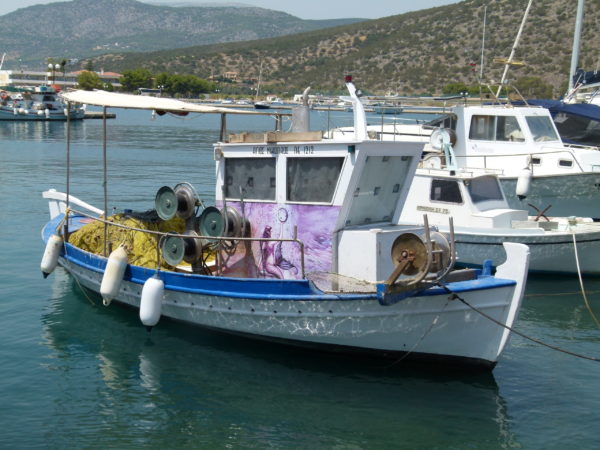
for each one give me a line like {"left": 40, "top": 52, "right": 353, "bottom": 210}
{"left": 417, "top": 205, "right": 450, "bottom": 214}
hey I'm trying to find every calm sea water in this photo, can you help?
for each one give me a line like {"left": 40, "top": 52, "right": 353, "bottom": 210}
{"left": 1, "top": 108, "right": 599, "bottom": 448}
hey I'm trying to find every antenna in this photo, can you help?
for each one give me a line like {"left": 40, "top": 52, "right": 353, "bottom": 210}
{"left": 496, "top": 0, "right": 533, "bottom": 98}
{"left": 480, "top": 5, "right": 487, "bottom": 80}
{"left": 568, "top": 0, "right": 585, "bottom": 94}
{"left": 0, "top": 53, "right": 5, "bottom": 71}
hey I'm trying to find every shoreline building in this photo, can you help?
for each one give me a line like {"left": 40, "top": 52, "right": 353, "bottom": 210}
{"left": 0, "top": 69, "right": 121, "bottom": 90}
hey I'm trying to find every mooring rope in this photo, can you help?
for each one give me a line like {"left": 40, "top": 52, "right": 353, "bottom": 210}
{"left": 437, "top": 283, "right": 600, "bottom": 363}
{"left": 571, "top": 232, "right": 600, "bottom": 328}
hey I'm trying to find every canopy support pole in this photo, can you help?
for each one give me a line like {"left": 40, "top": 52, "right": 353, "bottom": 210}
{"left": 103, "top": 106, "right": 108, "bottom": 256}
{"left": 65, "top": 101, "right": 71, "bottom": 239}
{"left": 220, "top": 113, "right": 227, "bottom": 142}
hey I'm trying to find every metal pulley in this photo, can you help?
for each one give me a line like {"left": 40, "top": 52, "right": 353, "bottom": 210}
{"left": 385, "top": 228, "right": 453, "bottom": 288}
{"left": 183, "top": 230, "right": 207, "bottom": 264}
{"left": 198, "top": 205, "right": 245, "bottom": 241}
{"left": 160, "top": 234, "right": 185, "bottom": 267}
{"left": 154, "top": 183, "right": 202, "bottom": 221}
{"left": 386, "top": 232, "right": 432, "bottom": 286}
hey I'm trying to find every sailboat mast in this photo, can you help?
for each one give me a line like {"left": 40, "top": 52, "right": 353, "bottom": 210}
{"left": 496, "top": 0, "right": 533, "bottom": 98}
{"left": 255, "top": 61, "right": 263, "bottom": 101}
{"left": 480, "top": 5, "right": 487, "bottom": 80}
{"left": 568, "top": 0, "right": 585, "bottom": 93}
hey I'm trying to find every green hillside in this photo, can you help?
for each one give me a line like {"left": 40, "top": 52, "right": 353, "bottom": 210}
{"left": 84, "top": 0, "right": 599, "bottom": 96}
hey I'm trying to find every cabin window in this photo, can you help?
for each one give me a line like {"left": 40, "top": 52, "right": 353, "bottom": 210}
{"left": 531, "top": 157, "right": 541, "bottom": 165}
{"left": 286, "top": 157, "right": 344, "bottom": 203}
{"left": 466, "top": 175, "right": 503, "bottom": 204}
{"left": 430, "top": 179, "right": 462, "bottom": 204}
{"left": 345, "top": 155, "right": 413, "bottom": 226}
{"left": 559, "top": 159, "right": 573, "bottom": 167}
{"left": 225, "top": 157, "right": 276, "bottom": 200}
{"left": 468, "top": 115, "right": 524, "bottom": 142}
{"left": 553, "top": 112, "right": 600, "bottom": 146}
{"left": 426, "top": 114, "right": 457, "bottom": 131}
{"left": 525, "top": 116, "right": 559, "bottom": 142}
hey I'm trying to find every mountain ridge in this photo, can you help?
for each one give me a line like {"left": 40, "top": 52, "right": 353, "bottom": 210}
{"left": 0, "top": 0, "right": 366, "bottom": 67}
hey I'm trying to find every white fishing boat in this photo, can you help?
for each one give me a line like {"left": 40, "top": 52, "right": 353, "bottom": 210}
{"left": 338, "top": 103, "right": 600, "bottom": 219}
{"left": 0, "top": 85, "right": 84, "bottom": 121}
{"left": 40, "top": 78, "right": 530, "bottom": 369}
{"left": 400, "top": 161, "right": 600, "bottom": 276}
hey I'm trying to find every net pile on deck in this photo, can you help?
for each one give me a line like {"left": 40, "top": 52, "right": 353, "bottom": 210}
{"left": 68, "top": 212, "right": 186, "bottom": 270}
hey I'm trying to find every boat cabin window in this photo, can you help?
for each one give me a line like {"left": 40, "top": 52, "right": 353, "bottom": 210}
{"left": 225, "top": 158, "right": 276, "bottom": 200}
{"left": 525, "top": 116, "right": 559, "bottom": 142}
{"left": 426, "top": 114, "right": 457, "bottom": 131}
{"left": 558, "top": 159, "right": 573, "bottom": 168}
{"left": 466, "top": 175, "right": 503, "bottom": 205}
{"left": 287, "top": 157, "right": 344, "bottom": 203}
{"left": 469, "top": 115, "right": 524, "bottom": 142}
{"left": 531, "top": 157, "right": 541, "bottom": 165}
{"left": 553, "top": 111, "right": 600, "bottom": 146}
{"left": 345, "top": 155, "right": 413, "bottom": 226}
{"left": 430, "top": 179, "right": 462, "bottom": 204}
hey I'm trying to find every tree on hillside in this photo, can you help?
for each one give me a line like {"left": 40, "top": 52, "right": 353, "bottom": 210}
{"left": 77, "top": 71, "right": 103, "bottom": 90}
{"left": 155, "top": 72, "right": 215, "bottom": 97}
{"left": 514, "top": 76, "right": 554, "bottom": 99}
{"left": 120, "top": 68, "right": 154, "bottom": 92}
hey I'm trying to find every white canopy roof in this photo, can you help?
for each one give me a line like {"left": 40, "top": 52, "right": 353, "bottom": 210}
{"left": 60, "top": 90, "right": 263, "bottom": 115}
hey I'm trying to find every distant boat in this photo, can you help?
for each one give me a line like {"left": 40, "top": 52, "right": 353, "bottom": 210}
{"left": 253, "top": 100, "right": 271, "bottom": 110}
{"left": 373, "top": 104, "right": 403, "bottom": 115}
{"left": 0, "top": 85, "right": 84, "bottom": 121}
{"left": 253, "top": 60, "right": 270, "bottom": 109}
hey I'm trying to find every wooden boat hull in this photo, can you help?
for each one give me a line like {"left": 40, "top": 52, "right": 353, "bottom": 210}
{"left": 43, "top": 216, "right": 529, "bottom": 369}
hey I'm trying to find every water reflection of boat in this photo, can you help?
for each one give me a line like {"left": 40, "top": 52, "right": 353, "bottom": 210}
{"left": 0, "top": 85, "right": 84, "bottom": 121}
{"left": 40, "top": 78, "right": 530, "bottom": 370}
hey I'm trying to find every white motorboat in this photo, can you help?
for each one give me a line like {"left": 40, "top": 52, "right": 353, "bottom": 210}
{"left": 400, "top": 162, "right": 600, "bottom": 275}
{"left": 0, "top": 85, "right": 84, "bottom": 121}
{"left": 339, "top": 103, "right": 600, "bottom": 219}
{"left": 39, "top": 78, "right": 530, "bottom": 369}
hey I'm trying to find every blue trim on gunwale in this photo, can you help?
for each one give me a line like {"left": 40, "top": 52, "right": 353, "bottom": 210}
{"left": 43, "top": 215, "right": 516, "bottom": 300}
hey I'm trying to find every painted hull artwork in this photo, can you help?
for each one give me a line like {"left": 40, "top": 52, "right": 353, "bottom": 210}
{"left": 221, "top": 202, "right": 340, "bottom": 280}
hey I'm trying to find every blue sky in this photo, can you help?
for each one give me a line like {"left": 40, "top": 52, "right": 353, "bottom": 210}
{"left": 0, "top": 0, "right": 460, "bottom": 19}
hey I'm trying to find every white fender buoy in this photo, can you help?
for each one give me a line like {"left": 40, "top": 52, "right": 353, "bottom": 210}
{"left": 516, "top": 167, "right": 532, "bottom": 200}
{"left": 100, "top": 245, "right": 128, "bottom": 306}
{"left": 63, "top": 108, "right": 68, "bottom": 116}
{"left": 37, "top": 110, "right": 44, "bottom": 116}
{"left": 13, "top": 107, "right": 17, "bottom": 115}
{"left": 41, "top": 234, "right": 63, "bottom": 278}
{"left": 45, "top": 108, "right": 50, "bottom": 118}
{"left": 139, "top": 275, "right": 164, "bottom": 330}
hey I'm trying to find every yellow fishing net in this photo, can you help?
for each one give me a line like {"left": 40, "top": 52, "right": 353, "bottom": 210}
{"left": 68, "top": 214, "right": 187, "bottom": 269}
